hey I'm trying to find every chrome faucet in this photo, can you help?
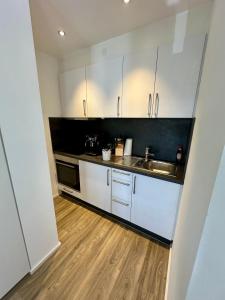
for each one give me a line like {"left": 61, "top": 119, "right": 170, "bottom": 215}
{"left": 145, "top": 147, "right": 155, "bottom": 162}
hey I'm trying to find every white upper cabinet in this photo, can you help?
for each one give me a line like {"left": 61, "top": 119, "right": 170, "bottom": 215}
{"left": 60, "top": 67, "right": 87, "bottom": 117}
{"left": 86, "top": 56, "right": 123, "bottom": 117}
{"left": 153, "top": 35, "right": 205, "bottom": 118}
{"left": 59, "top": 35, "right": 204, "bottom": 118}
{"left": 122, "top": 48, "right": 157, "bottom": 118}
{"left": 131, "top": 174, "right": 181, "bottom": 240}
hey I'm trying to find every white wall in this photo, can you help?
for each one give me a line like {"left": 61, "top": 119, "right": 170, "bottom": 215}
{"left": 0, "top": 0, "right": 60, "bottom": 271}
{"left": 36, "top": 51, "right": 62, "bottom": 197}
{"left": 60, "top": 2, "right": 212, "bottom": 72}
{"left": 167, "top": 1, "right": 225, "bottom": 299}
{"left": 186, "top": 146, "right": 225, "bottom": 300}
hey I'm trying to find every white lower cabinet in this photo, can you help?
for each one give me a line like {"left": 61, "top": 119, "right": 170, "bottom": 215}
{"left": 111, "top": 199, "right": 130, "bottom": 221}
{"left": 111, "top": 169, "right": 132, "bottom": 221}
{"left": 79, "top": 161, "right": 111, "bottom": 212}
{"left": 80, "top": 161, "right": 181, "bottom": 241}
{"left": 131, "top": 174, "right": 181, "bottom": 240}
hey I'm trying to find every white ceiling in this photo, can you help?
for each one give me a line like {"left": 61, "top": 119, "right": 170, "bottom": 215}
{"left": 30, "top": 0, "right": 211, "bottom": 58}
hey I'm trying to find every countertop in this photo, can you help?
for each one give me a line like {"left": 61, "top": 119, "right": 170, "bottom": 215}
{"left": 54, "top": 151, "right": 185, "bottom": 185}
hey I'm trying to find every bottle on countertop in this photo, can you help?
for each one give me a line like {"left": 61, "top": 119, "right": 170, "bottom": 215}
{"left": 176, "top": 145, "right": 184, "bottom": 164}
{"left": 115, "top": 138, "right": 124, "bottom": 156}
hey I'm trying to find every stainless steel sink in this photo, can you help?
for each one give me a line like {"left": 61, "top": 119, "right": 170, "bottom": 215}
{"left": 113, "top": 156, "right": 141, "bottom": 167}
{"left": 134, "top": 159, "right": 177, "bottom": 177}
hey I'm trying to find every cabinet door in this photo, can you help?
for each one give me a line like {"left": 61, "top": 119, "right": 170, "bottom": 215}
{"left": 122, "top": 48, "right": 157, "bottom": 117}
{"left": 86, "top": 57, "right": 123, "bottom": 117}
{"left": 79, "top": 161, "right": 111, "bottom": 212}
{"left": 60, "top": 67, "right": 87, "bottom": 117}
{"left": 0, "top": 134, "right": 29, "bottom": 298}
{"left": 131, "top": 174, "right": 181, "bottom": 240}
{"left": 154, "top": 35, "right": 205, "bottom": 118}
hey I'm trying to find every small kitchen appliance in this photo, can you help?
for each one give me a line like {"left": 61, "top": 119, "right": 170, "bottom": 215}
{"left": 84, "top": 134, "right": 101, "bottom": 156}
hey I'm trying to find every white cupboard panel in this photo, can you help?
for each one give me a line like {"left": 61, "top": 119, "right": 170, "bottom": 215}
{"left": 112, "top": 199, "right": 131, "bottom": 221}
{"left": 112, "top": 168, "right": 132, "bottom": 182}
{"left": 86, "top": 57, "right": 123, "bottom": 117}
{"left": 0, "top": 134, "right": 29, "bottom": 298}
{"left": 122, "top": 49, "right": 157, "bottom": 117}
{"left": 79, "top": 161, "right": 111, "bottom": 212}
{"left": 154, "top": 35, "right": 205, "bottom": 118}
{"left": 131, "top": 174, "right": 181, "bottom": 240}
{"left": 112, "top": 178, "right": 132, "bottom": 202}
{"left": 60, "top": 67, "right": 87, "bottom": 117}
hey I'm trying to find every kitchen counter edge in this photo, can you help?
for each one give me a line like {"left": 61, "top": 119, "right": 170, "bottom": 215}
{"left": 54, "top": 151, "right": 185, "bottom": 185}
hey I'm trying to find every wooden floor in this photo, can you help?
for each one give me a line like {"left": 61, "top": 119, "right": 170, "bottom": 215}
{"left": 4, "top": 196, "right": 169, "bottom": 300}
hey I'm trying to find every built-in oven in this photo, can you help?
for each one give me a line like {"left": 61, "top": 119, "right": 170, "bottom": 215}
{"left": 55, "top": 154, "right": 83, "bottom": 199}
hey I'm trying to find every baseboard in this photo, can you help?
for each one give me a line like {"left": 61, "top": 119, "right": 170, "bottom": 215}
{"left": 29, "top": 241, "right": 61, "bottom": 274}
{"left": 164, "top": 248, "right": 172, "bottom": 300}
{"left": 53, "top": 192, "right": 59, "bottom": 198}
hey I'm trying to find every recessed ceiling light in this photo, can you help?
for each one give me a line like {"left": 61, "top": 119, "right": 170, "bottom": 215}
{"left": 123, "top": 0, "right": 130, "bottom": 4}
{"left": 58, "top": 30, "right": 65, "bottom": 37}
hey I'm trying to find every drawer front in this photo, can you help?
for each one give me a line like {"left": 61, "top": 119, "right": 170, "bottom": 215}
{"left": 112, "top": 168, "right": 132, "bottom": 182}
{"left": 58, "top": 184, "right": 84, "bottom": 200}
{"left": 112, "top": 178, "right": 132, "bottom": 202}
{"left": 112, "top": 199, "right": 131, "bottom": 221}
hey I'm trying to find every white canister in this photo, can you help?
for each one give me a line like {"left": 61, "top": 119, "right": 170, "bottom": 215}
{"left": 102, "top": 149, "right": 111, "bottom": 161}
{"left": 124, "top": 139, "right": 133, "bottom": 156}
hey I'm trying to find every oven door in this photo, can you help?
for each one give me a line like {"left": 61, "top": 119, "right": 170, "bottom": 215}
{"left": 56, "top": 160, "right": 80, "bottom": 191}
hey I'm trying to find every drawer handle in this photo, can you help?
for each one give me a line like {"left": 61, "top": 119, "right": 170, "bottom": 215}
{"left": 56, "top": 161, "right": 75, "bottom": 169}
{"left": 113, "top": 170, "right": 130, "bottom": 176}
{"left": 112, "top": 199, "right": 129, "bottom": 207}
{"left": 112, "top": 179, "right": 130, "bottom": 186}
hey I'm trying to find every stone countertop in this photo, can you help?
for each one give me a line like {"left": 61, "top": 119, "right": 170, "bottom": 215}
{"left": 54, "top": 151, "right": 185, "bottom": 185}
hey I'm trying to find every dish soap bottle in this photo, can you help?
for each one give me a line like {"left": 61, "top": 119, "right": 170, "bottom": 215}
{"left": 176, "top": 145, "right": 183, "bottom": 164}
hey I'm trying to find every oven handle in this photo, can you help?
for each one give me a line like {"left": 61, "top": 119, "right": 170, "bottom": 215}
{"left": 56, "top": 161, "right": 76, "bottom": 169}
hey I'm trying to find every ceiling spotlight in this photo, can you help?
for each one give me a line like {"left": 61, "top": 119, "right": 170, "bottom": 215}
{"left": 58, "top": 30, "right": 65, "bottom": 37}
{"left": 123, "top": 0, "right": 130, "bottom": 4}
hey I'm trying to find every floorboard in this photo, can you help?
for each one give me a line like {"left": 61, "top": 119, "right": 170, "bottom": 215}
{"left": 4, "top": 196, "right": 169, "bottom": 300}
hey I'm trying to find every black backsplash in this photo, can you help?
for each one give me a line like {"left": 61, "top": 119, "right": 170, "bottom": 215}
{"left": 49, "top": 118, "right": 194, "bottom": 164}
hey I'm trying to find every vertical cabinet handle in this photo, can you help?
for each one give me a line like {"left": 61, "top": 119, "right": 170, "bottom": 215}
{"left": 133, "top": 175, "right": 136, "bottom": 194}
{"left": 154, "top": 93, "right": 159, "bottom": 117}
{"left": 83, "top": 99, "right": 87, "bottom": 117}
{"left": 148, "top": 93, "right": 152, "bottom": 117}
{"left": 107, "top": 169, "right": 110, "bottom": 186}
{"left": 117, "top": 96, "right": 120, "bottom": 117}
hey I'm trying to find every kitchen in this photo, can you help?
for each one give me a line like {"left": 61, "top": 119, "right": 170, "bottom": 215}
{"left": 51, "top": 117, "right": 193, "bottom": 244}
{"left": 47, "top": 8, "right": 204, "bottom": 245}
{"left": 1, "top": 0, "right": 225, "bottom": 300}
